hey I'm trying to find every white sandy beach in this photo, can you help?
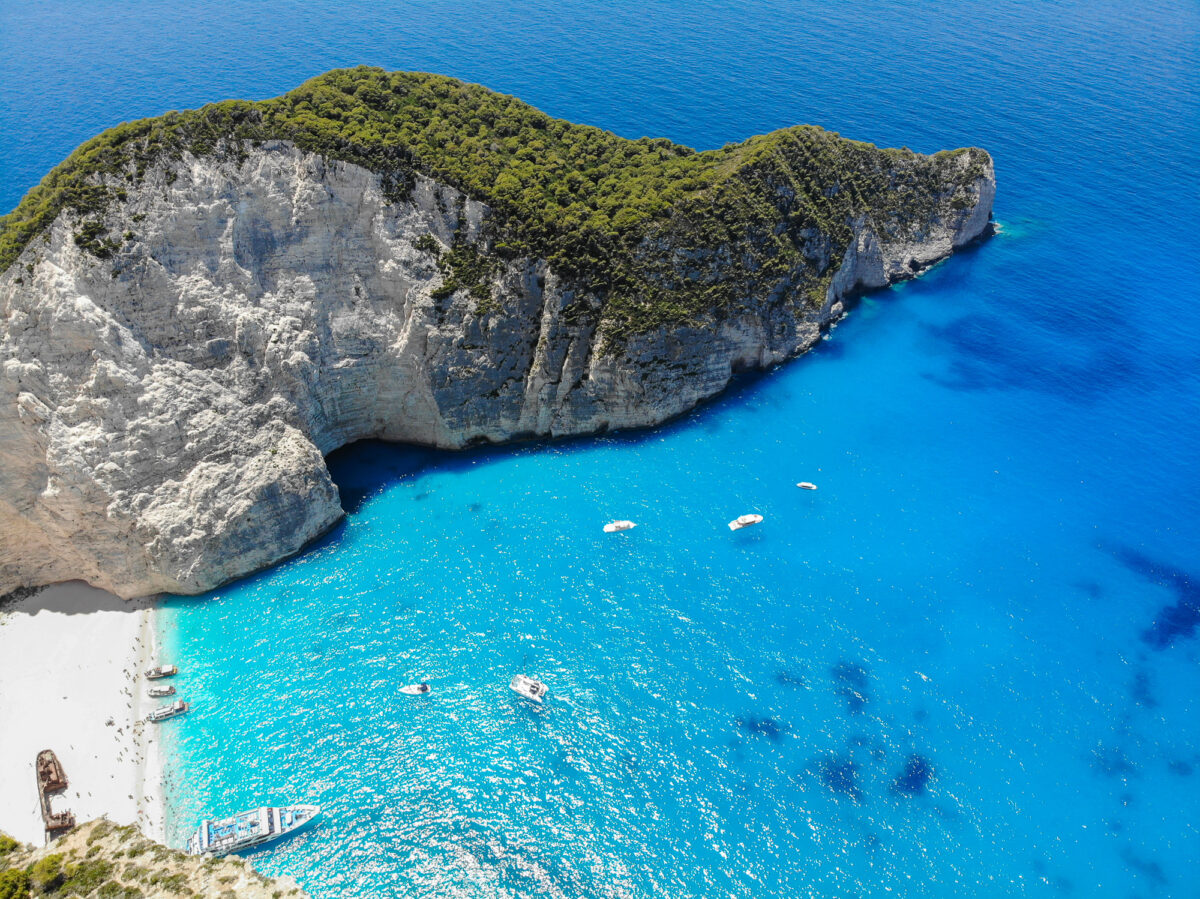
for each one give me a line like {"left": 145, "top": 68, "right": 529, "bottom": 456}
{"left": 0, "top": 582, "right": 164, "bottom": 846}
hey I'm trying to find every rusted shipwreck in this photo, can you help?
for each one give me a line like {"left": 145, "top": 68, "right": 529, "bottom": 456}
{"left": 36, "top": 749, "right": 76, "bottom": 840}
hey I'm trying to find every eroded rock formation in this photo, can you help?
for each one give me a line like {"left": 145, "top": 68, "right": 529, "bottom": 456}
{"left": 0, "top": 85, "right": 993, "bottom": 598}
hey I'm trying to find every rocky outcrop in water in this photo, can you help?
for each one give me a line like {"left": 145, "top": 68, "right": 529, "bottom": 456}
{"left": 0, "top": 71, "right": 993, "bottom": 598}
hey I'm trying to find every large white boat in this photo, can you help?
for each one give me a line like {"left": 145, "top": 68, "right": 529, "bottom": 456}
{"left": 728, "top": 513, "right": 763, "bottom": 531}
{"left": 510, "top": 674, "right": 548, "bottom": 703}
{"left": 185, "top": 805, "right": 320, "bottom": 857}
{"left": 603, "top": 520, "right": 637, "bottom": 533}
{"left": 146, "top": 700, "right": 189, "bottom": 722}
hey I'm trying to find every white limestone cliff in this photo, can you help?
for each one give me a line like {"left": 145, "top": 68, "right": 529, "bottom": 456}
{"left": 0, "top": 141, "right": 993, "bottom": 598}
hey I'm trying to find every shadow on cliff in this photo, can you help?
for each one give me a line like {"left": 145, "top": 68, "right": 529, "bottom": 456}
{"left": 323, "top": 350, "right": 820, "bottom": 516}
{"left": 0, "top": 580, "right": 152, "bottom": 615}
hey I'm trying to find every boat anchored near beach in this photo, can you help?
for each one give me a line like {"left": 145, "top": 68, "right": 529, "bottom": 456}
{"left": 728, "top": 513, "right": 763, "bottom": 531}
{"left": 145, "top": 664, "right": 178, "bottom": 679}
{"left": 147, "top": 684, "right": 176, "bottom": 698}
{"left": 146, "top": 700, "right": 189, "bottom": 722}
{"left": 185, "top": 805, "right": 321, "bottom": 857}
{"left": 510, "top": 674, "right": 548, "bottom": 703}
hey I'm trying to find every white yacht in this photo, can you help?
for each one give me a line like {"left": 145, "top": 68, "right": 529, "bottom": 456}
{"left": 147, "top": 685, "right": 176, "bottom": 698}
{"left": 146, "top": 700, "right": 189, "bottom": 722}
{"left": 728, "top": 513, "right": 763, "bottom": 531}
{"left": 145, "top": 664, "right": 178, "bottom": 679}
{"left": 603, "top": 520, "right": 637, "bottom": 533}
{"left": 797, "top": 482, "right": 818, "bottom": 490}
{"left": 510, "top": 674, "right": 548, "bottom": 703}
{"left": 185, "top": 805, "right": 320, "bottom": 856}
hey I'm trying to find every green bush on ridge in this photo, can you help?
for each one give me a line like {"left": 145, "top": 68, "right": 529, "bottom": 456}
{"left": 0, "top": 67, "right": 988, "bottom": 337}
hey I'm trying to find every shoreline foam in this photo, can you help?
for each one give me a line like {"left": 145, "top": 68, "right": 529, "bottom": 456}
{"left": 0, "top": 582, "right": 164, "bottom": 845}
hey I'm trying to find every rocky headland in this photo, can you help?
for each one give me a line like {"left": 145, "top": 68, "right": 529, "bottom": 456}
{"left": 0, "top": 67, "right": 994, "bottom": 598}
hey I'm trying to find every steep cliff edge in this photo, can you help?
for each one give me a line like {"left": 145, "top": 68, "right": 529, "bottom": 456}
{"left": 0, "top": 68, "right": 994, "bottom": 598}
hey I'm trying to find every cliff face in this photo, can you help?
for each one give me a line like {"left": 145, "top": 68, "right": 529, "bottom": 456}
{"left": 0, "top": 819, "right": 309, "bottom": 898}
{"left": 0, "top": 74, "right": 993, "bottom": 599}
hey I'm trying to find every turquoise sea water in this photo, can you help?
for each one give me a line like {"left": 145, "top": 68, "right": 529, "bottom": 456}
{"left": 4, "top": 0, "right": 1199, "bottom": 895}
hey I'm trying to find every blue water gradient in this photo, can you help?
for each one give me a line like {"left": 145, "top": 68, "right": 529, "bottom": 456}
{"left": 4, "top": 0, "right": 1199, "bottom": 895}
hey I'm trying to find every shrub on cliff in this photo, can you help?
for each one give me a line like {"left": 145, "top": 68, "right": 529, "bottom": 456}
{"left": 0, "top": 67, "right": 989, "bottom": 335}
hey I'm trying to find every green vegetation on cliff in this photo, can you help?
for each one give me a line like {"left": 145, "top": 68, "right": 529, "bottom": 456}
{"left": 0, "top": 820, "right": 307, "bottom": 899}
{"left": 0, "top": 67, "right": 989, "bottom": 335}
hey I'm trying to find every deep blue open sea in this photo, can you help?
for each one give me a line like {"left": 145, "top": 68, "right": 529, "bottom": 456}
{"left": 4, "top": 0, "right": 1199, "bottom": 895}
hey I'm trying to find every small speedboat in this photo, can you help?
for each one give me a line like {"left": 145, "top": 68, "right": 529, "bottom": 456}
{"left": 147, "top": 685, "right": 176, "bottom": 698}
{"left": 399, "top": 683, "right": 431, "bottom": 695}
{"left": 510, "top": 674, "right": 548, "bottom": 703}
{"left": 146, "top": 700, "right": 189, "bottom": 722}
{"left": 797, "top": 482, "right": 818, "bottom": 491}
{"left": 728, "top": 513, "right": 764, "bottom": 531}
{"left": 145, "top": 665, "right": 178, "bottom": 679}
{"left": 603, "top": 520, "right": 637, "bottom": 533}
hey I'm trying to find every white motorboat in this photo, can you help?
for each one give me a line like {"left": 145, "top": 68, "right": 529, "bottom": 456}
{"left": 728, "top": 513, "right": 764, "bottom": 531}
{"left": 399, "top": 683, "right": 431, "bottom": 695}
{"left": 797, "top": 482, "right": 818, "bottom": 491}
{"left": 603, "top": 520, "right": 637, "bottom": 533}
{"left": 145, "top": 664, "right": 178, "bottom": 679}
{"left": 510, "top": 674, "right": 548, "bottom": 703}
{"left": 146, "top": 700, "right": 189, "bottom": 722}
{"left": 147, "top": 685, "right": 176, "bottom": 698}
{"left": 185, "top": 805, "right": 320, "bottom": 857}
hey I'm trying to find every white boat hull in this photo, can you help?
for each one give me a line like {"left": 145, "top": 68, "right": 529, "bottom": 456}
{"left": 728, "top": 514, "right": 763, "bottom": 531}
{"left": 603, "top": 520, "right": 637, "bottom": 533}
{"left": 186, "top": 805, "right": 320, "bottom": 857}
{"left": 510, "top": 674, "right": 547, "bottom": 702}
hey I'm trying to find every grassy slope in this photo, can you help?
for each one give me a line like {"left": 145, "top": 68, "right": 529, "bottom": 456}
{"left": 0, "top": 820, "right": 308, "bottom": 899}
{"left": 0, "top": 67, "right": 988, "bottom": 334}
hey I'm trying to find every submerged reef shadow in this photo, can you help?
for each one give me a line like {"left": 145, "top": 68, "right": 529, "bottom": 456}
{"left": 774, "top": 666, "right": 809, "bottom": 688}
{"left": 736, "top": 714, "right": 791, "bottom": 743}
{"left": 1091, "top": 742, "right": 1138, "bottom": 780}
{"left": 831, "top": 660, "right": 871, "bottom": 714}
{"left": 925, "top": 312, "right": 1142, "bottom": 401}
{"left": 816, "top": 754, "right": 863, "bottom": 801}
{"left": 1130, "top": 668, "right": 1157, "bottom": 709}
{"left": 890, "top": 754, "right": 934, "bottom": 796}
{"left": 1108, "top": 544, "right": 1200, "bottom": 650}
{"left": 1119, "top": 847, "right": 1168, "bottom": 889}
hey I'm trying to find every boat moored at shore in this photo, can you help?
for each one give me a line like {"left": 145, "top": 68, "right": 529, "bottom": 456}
{"left": 185, "top": 805, "right": 321, "bottom": 856}
{"left": 147, "top": 684, "right": 176, "bottom": 697}
{"left": 146, "top": 700, "right": 189, "bottom": 722}
{"left": 145, "top": 665, "right": 178, "bottom": 679}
